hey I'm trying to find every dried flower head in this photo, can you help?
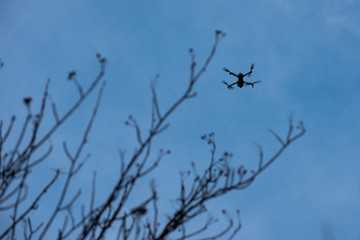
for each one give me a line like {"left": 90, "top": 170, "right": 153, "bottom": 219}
{"left": 131, "top": 206, "right": 147, "bottom": 216}
{"left": 23, "top": 97, "right": 32, "bottom": 106}
{"left": 68, "top": 71, "right": 76, "bottom": 80}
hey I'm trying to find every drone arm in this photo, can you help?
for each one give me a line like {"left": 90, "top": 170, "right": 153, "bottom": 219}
{"left": 244, "top": 64, "right": 255, "bottom": 77}
{"left": 229, "top": 72, "right": 237, "bottom": 77}
{"left": 244, "top": 80, "right": 261, "bottom": 87}
{"left": 244, "top": 70, "right": 252, "bottom": 77}
{"left": 223, "top": 67, "right": 237, "bottom": 77}
{"left": 222, "top": 80, "right": 237, "bottom": 90}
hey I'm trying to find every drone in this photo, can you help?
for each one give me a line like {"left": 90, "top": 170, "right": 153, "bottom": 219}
{"left": 222, "top": 64, "right": 261, "bottom": 89}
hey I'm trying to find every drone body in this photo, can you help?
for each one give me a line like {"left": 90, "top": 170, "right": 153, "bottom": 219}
{"left": 222, "top": 64, "right": 260, "bottom": 90}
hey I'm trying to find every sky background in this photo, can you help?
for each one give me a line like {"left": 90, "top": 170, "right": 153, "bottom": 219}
{"left": 1, "top": 0, "right": 360, "bottom": 239}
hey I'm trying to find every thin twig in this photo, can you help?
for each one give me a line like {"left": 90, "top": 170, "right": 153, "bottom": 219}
{"left": 39, "top": 82, "right": 106, "bottom": 239}
{"left": 0, "top": 170, "right": 60, "bottom": 239}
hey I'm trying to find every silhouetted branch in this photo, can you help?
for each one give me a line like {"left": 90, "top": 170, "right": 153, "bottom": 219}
{"left": 34, "top": 57, "right": 105, "bottom": 149}
{"left": 268, "top": 129, "right": 285, "bottom": 146}
{"left": 228, "top": 210, "right": 241, "bottom": 240}
{"left": 63, "top": 142, "right": 74, "bottom": 162}
{"left": 1, "top": 115, "right": 16, "bottom": 144}
{"left": 39, "top": 81, "right": 106, "bottom": 239}
{"left": 150, "top": 75, "right": 162, "bottom": 121}
{"left": 23, "top": 218, "right": 43, "bottom": 240}
{"left": 68, "top": 72, "right": 85, "bottom": 98}
{"left": 175, "top": 215, "right": 215, "bottom": 240}
{"left": 155, "top": 115, "right": 304, "bottom": 239}
{"left": 199, "top": 210, "right": 233, "bottom": 240}
{"left": 11, "top": 165, "right": 30, "bottom": 239}
{"left": 90, "top": 171, "right": 96, "bottom": 214}
{"left": 48, "top": 94, "right": 60, "bottom": 123}
{"left": 1, "top": 32, "right": 306, "bottom": 240}
{"left": 78, "top": 30, "right": 225, "bottom": 240}
{"left": 8, "top": 114, "right": 31, "bottom": 165}
{"left": 27, "top": 144, "right": 53, "bottom": 168}
{"left": 0, "top": 56, "right": 106, "bottom": 220}
{"left": 0, "top": 169, "right": 60, "bottom": 239}
{"left": 254, "top": 142, "right": 263, "bottom": 170}
{"left": 127, "top": 116, "right": 143, "bottom": 145}
{"left": 257, "top": 118, "right": 305, "bottom": 176}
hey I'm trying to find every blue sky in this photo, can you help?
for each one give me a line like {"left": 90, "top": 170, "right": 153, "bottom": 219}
{"left": 1, "top": 0, "right": 360, "bottom": 239}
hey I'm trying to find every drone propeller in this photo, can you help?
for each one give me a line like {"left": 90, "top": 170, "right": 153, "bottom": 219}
{"left": 247, "top": 63, "right": 255, "bottom": 77}
{"left": 223, "top": 67, "right": 231, "bottom": 73}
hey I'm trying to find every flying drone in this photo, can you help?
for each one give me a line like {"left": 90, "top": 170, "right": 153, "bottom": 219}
{"left": 222, "top": 64, "right": 261, "bottom": 89}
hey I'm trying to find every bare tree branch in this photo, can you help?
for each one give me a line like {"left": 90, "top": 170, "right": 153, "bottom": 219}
{"left": 39, "top": 81, "right": 106, "bottom": 239}
{"left": 0, "top": 33, "right": 306, "bottom": 240}
{"left": 78, "top": 30, "right": 226, "bottom": 240}
{"left": 0, "top": 170, "right": 60, "bottom": 239}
